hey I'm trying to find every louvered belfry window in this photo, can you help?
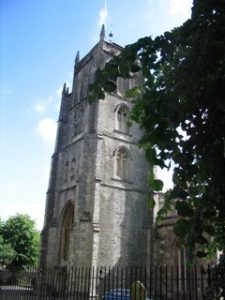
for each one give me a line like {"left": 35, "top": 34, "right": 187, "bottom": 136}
{"left": 117, "top": 105, "right": 129, "bottom": 134}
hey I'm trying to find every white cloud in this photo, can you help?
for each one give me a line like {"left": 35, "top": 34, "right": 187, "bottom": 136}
{"left": 99, "top": 0, "right": 108, "bottom": 26}
{"left": 169, "top": 0, "right": 192, "bottom": 18}
{"left": 34, "top": 95, "right": 53, "bottom": 114}
{"left": 36, "top": 118, "right": 57, "bottom": 144}
{"left": 34, "top": 102, "right": 46, "bottom": 114}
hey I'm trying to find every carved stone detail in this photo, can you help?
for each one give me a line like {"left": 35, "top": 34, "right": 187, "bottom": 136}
{"left": 74, "top": 105, "right": 84, "bottom": 135}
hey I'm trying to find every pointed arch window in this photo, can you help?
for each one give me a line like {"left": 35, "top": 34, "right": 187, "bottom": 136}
{"left": 117, "top": 105, "right": 130, "bottom": 134}
{"left": 115, "top": 147, "right": 130, "bottom": 180}
{"left": 60, "top": 203, "right": 74, "bottom": 261}
{"left": 64, "top": 161, "right": 69, "bottom": 182}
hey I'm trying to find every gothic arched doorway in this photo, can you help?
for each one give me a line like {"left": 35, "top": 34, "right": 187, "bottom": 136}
{"left": 59, "top": 202, "right": 74, "bottom": 262}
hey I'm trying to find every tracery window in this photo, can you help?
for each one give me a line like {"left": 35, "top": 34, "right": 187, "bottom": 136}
{"left": 60, "top": 203, "right": 74, "bottom": 261}
{"left": 115, "top": 147, "right": 130, "bottom": 180}
{"left": 117, "top": 105, "right": 130, "bottom": 134}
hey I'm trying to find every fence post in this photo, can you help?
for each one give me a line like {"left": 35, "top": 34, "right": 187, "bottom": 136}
{"left": 36, "top": 267, "right": 44, "bottom": 300}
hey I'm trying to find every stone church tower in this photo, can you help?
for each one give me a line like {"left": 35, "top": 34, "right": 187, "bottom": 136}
{"left": 40, "top": 26, "right": 152, "bottom": 268}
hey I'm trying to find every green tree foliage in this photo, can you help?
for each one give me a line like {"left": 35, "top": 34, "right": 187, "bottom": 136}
{"left": 0, "top": 236, "right": 16, "bottom": 267}
{"left": 0, "top": 219, "right": 16, "bottom": 267}
{"left": 1, "top": 214, "right": 40, "bottom": 268}
{"left": 89, "top": 0, "right": 225, "bottom": 258}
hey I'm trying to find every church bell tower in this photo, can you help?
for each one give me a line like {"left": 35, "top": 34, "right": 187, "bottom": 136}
{"left": 40, "top": 25, "right": 152, "bottom": 268}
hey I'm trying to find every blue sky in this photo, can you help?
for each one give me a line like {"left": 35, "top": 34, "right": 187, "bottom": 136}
{"left": 0, "top": 0, "right": 192, "bottom": 230}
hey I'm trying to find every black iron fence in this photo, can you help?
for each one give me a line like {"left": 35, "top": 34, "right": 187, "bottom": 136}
{"left": 0, "top": 265, "right": 223, "bottom": 299}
